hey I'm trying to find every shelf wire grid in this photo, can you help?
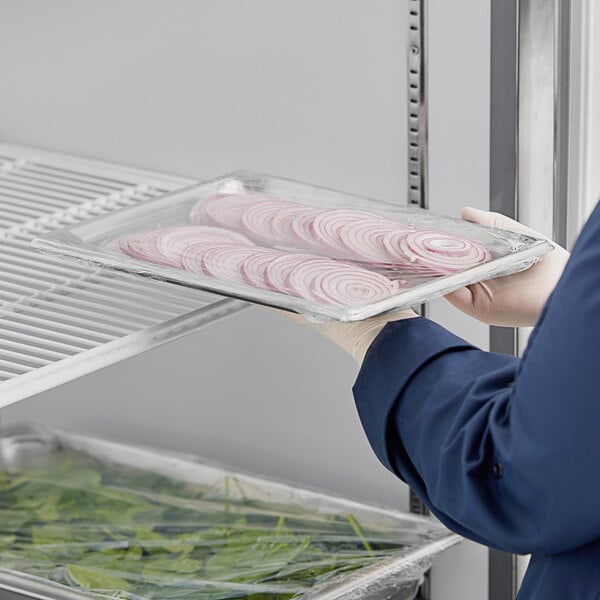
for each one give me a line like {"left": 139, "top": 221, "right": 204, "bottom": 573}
{"left": 0, "top": 144, "right": 246, "bottom": 408}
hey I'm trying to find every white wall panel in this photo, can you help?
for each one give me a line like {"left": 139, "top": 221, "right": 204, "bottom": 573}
{"left": 0, "top": 0, "right": 407, "bottom": 203}
{"left": 1, "top": 2, "right": 495, "bottom": 597}
{"left": 0, "top": 0, "right": 411, "bottom": 506}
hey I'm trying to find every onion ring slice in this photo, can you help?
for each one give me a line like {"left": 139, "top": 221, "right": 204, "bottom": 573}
{"left": 383, "top": 230, "right": 492, "bottom": 275}
{"left": 118, "top": 229, "right": 177, "bottom": 267}
{"left": 338, "top": 217, "right": 414, "bottom": 262}
{"left": 154, "top": 226, "right": 254, "bottom": 267}
{"left": 239, "top": 248, "right": 287, "bottom": 288}
{"left": 200, "top": 193, "right": 273, "bottom": 230}
{"left": 241, "top": 200, "right": 311, "bottom": 245}
{"left": 287, "top": 258, "right": 398, "bottom": 306}
{"left": 181, "top": 244, "right": 256, "bottom": 283}
{"left": 189, "top": 193, "right": 231, "bottom": 225}
{"left": 287, "top": 208, "right": 326, "bottom": 249}
{"left": 263, "top": 253, "right": 321, "bottom": 295}
{"left": 309, "top": 209, "right": 392, "bottom": 257}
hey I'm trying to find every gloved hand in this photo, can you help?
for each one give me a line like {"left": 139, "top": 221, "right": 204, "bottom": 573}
{"left": 272, "top": 308, "right": 418, "bottom": 365}
{"left": 445, "top": 207, "right": 570, "bottom": 326}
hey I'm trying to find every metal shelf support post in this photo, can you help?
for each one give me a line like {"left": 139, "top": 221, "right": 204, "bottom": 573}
{"left": 489, "top": 0, "right": 571, "bottom": 598}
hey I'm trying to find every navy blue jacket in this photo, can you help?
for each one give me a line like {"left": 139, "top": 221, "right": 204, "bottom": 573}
{"left": 353, "top": 202, "right": 600, "bottom": 599}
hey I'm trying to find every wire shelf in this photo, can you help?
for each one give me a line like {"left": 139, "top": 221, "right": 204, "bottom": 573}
{"left": 0, "top": 144, "right": 246, "bottom": 408}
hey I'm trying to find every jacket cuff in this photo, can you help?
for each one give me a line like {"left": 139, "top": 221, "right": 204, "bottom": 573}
{"left": 352, "top": 317, "right": 473, "bottom": 472}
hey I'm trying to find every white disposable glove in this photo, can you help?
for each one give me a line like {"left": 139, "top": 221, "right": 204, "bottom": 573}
{"left": 445, "top": 208, "right": 570, "bottom": 327}
{"left": 272, "top": 308, "right": 418, "bottom": 365}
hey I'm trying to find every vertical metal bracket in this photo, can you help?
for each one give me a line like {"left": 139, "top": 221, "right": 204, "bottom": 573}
{"left": 411, "top": 492, "right": 431, "bottom": 600}
{"left": 408, "top": 0, "right": 429, "bottom": 323}
{"left": 489, "top": 549, "right": 519, "bottom": 600}
{"left": 408, "top": 7, "right": 431, "bottom": 599}
{"left": 409, "top": 488, "right": 430, "bottom": 517}
{"left": 488, "top": 1, "right": 524, "bottom": 597}
{"left": 408, "top": 0, "right": 428, "bottom": 210}
{"left": 554, "top": 0, "right": 571, "bottom": 248}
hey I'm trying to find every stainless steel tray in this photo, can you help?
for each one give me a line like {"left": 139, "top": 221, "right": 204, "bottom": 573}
{"left": 0, "top": 424, "right": 461, "bottom": 600}
{"left": 33, "top": 171, "right": 553, "bottom": 322}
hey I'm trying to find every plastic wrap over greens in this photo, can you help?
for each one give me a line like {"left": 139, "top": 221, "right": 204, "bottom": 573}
{"left": 32, "top": 172, "right": 554, "bottom": 321}
{"left": 0, "top": 426, "right": 459, "bottom": 600}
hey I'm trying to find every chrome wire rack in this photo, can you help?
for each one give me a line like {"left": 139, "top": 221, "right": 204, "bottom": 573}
{"left": 0, "top": 144, "right": 246, "bottom": 408}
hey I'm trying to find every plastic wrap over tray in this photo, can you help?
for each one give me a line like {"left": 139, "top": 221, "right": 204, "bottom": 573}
{"left": 32, "top": 172, "right": 553, "bottom": 321}
{"left": 0, "top": 424, "right": 460, "bottom": 600}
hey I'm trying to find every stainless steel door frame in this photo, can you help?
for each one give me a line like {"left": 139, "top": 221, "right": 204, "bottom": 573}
{"left": 408, "top": 0, "right": 572, "bottom": 597}
{"left": 407, "top": 7, "right": 432, "bottom": 600}
{"left": 489, "top": 1, "right": 571, "bottom": 599}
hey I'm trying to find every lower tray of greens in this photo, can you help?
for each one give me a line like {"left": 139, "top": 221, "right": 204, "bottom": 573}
{"left": 0, "top": 424, "right": 460, "bottom": 600}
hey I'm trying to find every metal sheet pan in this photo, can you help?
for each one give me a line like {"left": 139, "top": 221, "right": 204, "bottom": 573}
{"left": 32, "top": 172, "right": 553, "bottom": 321}
{"left": 0, "top": 424, "right": 461, "bottom": 600}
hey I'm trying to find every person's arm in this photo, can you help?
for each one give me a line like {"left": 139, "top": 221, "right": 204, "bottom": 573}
{"left": 354, "top": 202, "right": 600, "bottom": 555}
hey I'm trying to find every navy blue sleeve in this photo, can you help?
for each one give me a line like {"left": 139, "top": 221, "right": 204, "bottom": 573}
{"left": 353, "top": 201, "right": 600, "bottom": 556}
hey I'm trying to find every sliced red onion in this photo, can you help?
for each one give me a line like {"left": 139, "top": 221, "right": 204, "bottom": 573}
{"left": 288, "top": 208, "right": 326, "bottom": 249}
{"left": 118, "top": 229, "right": 177, "bottom": 267}
{"left": 286, "top": 259, "right": 398, "bottom": 306}
{"left": 200, "top": 193, "right": 273, "bottom": 230}
{"left": 118, "top": 226, "right": 254, "bottom": 268}
{"left": 271, "top": 207, "right": 318, "bottom": 246}
{"left": 263, "top": 253, "right": 321, "bottom": 295}
{"left": 241, "top": 200, "right": 306, "bottom": 245}
{"left": 181, "top": 244, "right": 257, "bottom": 283}
{"left": 189, "top": 193, "right": 231, "bottom": 225}
{"left": 382, "top": 230, "right": 492, "bottom": 275}
{"left": 179, "top": 243, "right": 219, "bottom": 274}
{"left": 309, "top": 209, "right": 393, "bottom": 258}
{"left": 154, "top": 226, "right": 254, "bottom": 267}
{"left": 239, "top": 248, "right": 286, "bottom": 289}
{"left": 338, "top": 217, "right": 414, "bottom": 262}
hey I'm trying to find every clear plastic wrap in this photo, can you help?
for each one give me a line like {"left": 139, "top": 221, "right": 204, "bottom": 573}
{"left": 32, "top": 172, "right": 553, "bottom": 321}
{"left": 0, "top": 424, "right": 460, "bottom": 600}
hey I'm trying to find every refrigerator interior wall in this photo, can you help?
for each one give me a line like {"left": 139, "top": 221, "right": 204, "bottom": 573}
{"left": 1, "top": 1, "right": 490, "bottom": 598}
